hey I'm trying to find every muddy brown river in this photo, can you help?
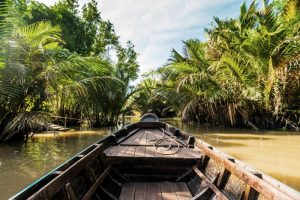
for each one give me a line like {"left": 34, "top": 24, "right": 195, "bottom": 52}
{"left": 0, "top": 119, "right": 299, "bottom": 199}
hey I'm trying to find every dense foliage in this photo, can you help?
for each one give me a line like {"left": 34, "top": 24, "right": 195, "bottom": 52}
{"left": 154, "top": 0, "right": 300, "bottom": 130}
{"left": 1, "top": 0, "right": 299, "bottom": 142}
{"left": 132, "top": 73, "right": 176, "bottom": 118}
{"left": 0, "top": 0, "right": 139, "bottom": 141}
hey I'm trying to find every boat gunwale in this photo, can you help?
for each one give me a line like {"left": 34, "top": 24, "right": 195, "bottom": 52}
{"left": 9, "top": 133, "right": 116, "bottom": 200}
{"left": 195, "top": 139, "right": 300, "bottom": 200}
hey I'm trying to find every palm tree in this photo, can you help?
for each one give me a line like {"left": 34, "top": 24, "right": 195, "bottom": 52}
{"left": 162, "top": 39, "right": 226, "bottom": 123}
{"left": 0, "top": 18, "right": 114, "bottom": 141}
{"left": 160, "top": 0, "right": 300, "bottom": 129}
{"left": 0, "top": 0, "right": 143, "bottom": 141}
{"left": 91, "top": 42, "right": 139, "bottom": 126}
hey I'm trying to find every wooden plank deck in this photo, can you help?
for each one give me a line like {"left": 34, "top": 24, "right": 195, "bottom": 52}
{"left": 121, "top": 129, "right": 184, "bottom": 147}
{"left": 119, "top": 182, "right": 192, "bottom": 200}
{"left": 104, "top": 146, "right": 202, "bottom": 159}
{"left": 104, "top": 128, "right": 202, "bottom": 161}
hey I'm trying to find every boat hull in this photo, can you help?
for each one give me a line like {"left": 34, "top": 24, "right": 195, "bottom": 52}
{"left": 10, "top": 115, "right": 300, "bottom": 200}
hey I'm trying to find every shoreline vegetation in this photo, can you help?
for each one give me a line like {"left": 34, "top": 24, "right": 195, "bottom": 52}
{"left": 135, "top": 0, "right": 300, "bottom": 131}
{"left": 0, "top": 0, "right": 299, "bottom": 142}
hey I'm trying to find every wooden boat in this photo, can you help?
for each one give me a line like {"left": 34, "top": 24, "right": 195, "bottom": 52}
{"left": 10, "top": 114, "right": 300, "bottom": 200}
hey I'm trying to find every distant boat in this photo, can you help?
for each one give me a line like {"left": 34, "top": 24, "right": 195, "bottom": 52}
{"left": 10, "top": 114, "right": 300, "bottom": 200}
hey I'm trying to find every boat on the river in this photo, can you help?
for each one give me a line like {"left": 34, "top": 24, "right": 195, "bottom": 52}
{"left": 10, "top": 114, "right": 300, "bottom": 200}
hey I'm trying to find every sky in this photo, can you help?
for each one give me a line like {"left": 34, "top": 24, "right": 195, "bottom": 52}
{"left": 39, "top": 0, "right": 249, "bottom": 74}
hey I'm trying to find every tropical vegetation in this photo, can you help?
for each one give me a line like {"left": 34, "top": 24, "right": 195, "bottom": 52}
{"left": 0, "top": 0, "right": 139, "bottom": 141}
{"left": 0, "top": 0, "right": 299, "bottom": 142}
{"left": 146, "top": 0, "right": 300, "bottom": 130}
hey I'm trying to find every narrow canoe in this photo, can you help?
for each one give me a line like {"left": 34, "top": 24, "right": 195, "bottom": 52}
{"left": 10, "top": 114, "right": 300, "bottom": 200}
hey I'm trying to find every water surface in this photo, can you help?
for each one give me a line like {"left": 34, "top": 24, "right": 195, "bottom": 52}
{"left": 0, "top": 120, "right": 299, "bottom": 199}
{"left": 0, "top": 128, "right": 113, "bottom": 199}
{"left": 166, "top": 119, "right": 300, "bottom": 191}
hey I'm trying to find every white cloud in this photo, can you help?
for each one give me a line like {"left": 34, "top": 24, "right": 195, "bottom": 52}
{"left": 99, "top": 0, "right": 247, "bottom": 74}
{"left": 38, "top": 0, "right": 249, "bottom": 75}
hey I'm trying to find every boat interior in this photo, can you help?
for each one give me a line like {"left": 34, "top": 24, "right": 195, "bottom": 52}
{"left": 11, "top": 119, "right": 300, "bottom": 200}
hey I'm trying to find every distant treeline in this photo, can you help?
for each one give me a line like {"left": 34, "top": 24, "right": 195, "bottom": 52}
{"left": 135, "top": 0, "right": 300, "bottom": 130}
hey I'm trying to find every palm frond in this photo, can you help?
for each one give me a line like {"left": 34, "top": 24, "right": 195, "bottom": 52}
{"left": 283, "top": 0, "right": 300, "bottom": 20}
{"left": 0, "top": 112, "right": 50, "bottom": 142}
{"left": 16, "top": 21, "right": 63, "bottom": 48}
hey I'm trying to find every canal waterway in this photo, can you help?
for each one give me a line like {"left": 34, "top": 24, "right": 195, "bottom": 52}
{"left": 0, "top": 119, "right": 299, "bottom": 199}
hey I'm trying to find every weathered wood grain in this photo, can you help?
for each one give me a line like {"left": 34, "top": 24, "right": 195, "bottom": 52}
{"left": 119, "top": 183, "right": 135, "bottom": 200}
{"left": 161, "top": 182, "right": 177, "bottom": 200}
{"left": 147, "top": 183, "right": 162, "bottom": 200}
{"left": 134, "top": 183, "right": 147, "bottom": 200}
{"left": 174, "top": 182, "right": 192, "bottom": 200}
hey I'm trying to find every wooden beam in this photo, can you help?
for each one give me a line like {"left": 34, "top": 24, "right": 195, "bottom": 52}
{"left": 187, "top": 136, "right": 195, "bottom": 148}
{"left": 242, "top": 173, "right": 262, "bottom": 200}
{"left": 195, "top": 140, "right": 296, "bottom": 200}
{"left": 193, "top": 166, "right": 228, "bottom": 200}
{"left": 65, "top": 183, "right": 76, "bottom": 200}
{"left": 176, "top": 169, "right": 194, "bottom": 182}
{"left": 217, "top": 158, "right": 234, "bottom": 189}
{"left": 81, "top": 166, "right": 111, "bottom": 200}
{"left": 100, "top": 186, "right": 118, "bottom": 200}
{"left": 191, "top": 186, "right": 211, "bottom": 200}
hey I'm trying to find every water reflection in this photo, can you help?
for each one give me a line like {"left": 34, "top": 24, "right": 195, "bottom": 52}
{"left": 0, "top": 128, "right": 112, "bottom": 199}
{"left": 0, "top": 120, "right": 299, "bottom": 199}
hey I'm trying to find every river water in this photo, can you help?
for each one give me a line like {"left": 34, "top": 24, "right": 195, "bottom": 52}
{"left": 0, "top": 119, "right": 299, "bottom": 199}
